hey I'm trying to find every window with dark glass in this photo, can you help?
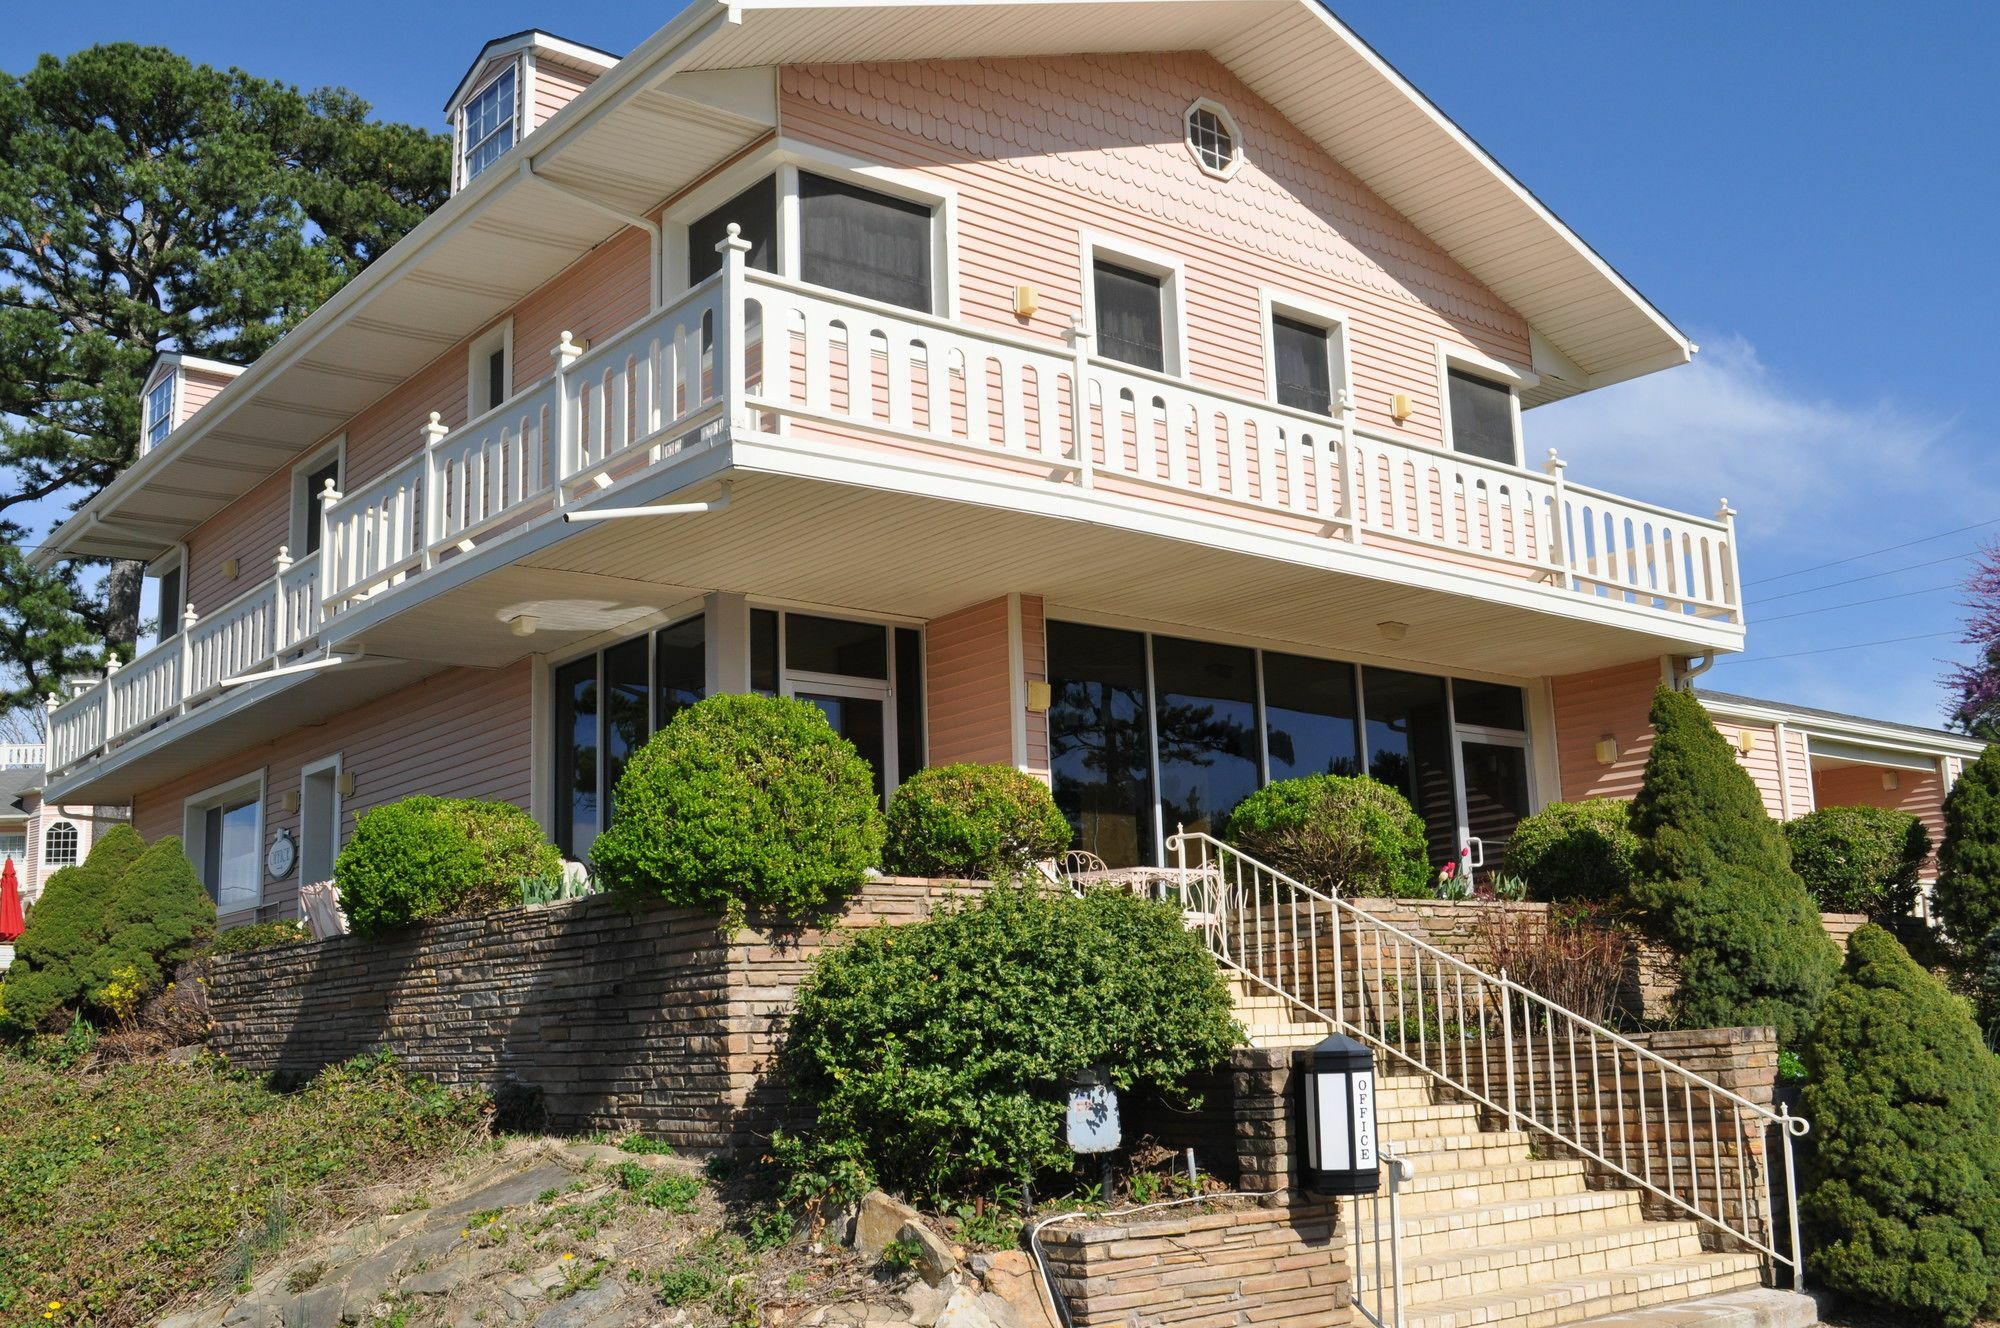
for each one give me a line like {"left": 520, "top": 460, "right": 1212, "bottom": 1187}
{"left": 750, "top": 609, "right": 780, "bottom": 695}
{"left": 688, "top": 175, "right": 778, "bottom": 285}
{"left": 1452, "top": 679, "right": 1526, "bottom": 731}
{"left": 654, "top": 616, "right": 705, "bottom": 727}
{"left": 798, "top": 173, "right": 932, "bottom": 312}
{"left": 895, "top": 627, "right": 925, "bottom": 783}
{"left": 1447, "top": 368, "right": 1517, "bottom": 465}
{"left": 1360, "top": 667, "right": 1458, "bottom": 864}
{"left": 1152, "top": 637, "right": 1260, "bottom": 839}
{"left": 301, "top": 457, "right": 340, "bottom": 555}
{"left": 155, "top": 563, "right": 184, "bottom": 640}
{"left": 1263, "top": 652, "right": 1360, "bottom": 781}
{"left": 1093, "top": 261, "right": 1166, "bottom": 372}
{"left": 553, "top": 656, "right": 599, "bottom": 859}
{"left": 485, "top": 347, "right": 507, "bottom": 413}
{"left": 1048, "top": 622, "right": 1156, "bottom": 868}
{"left": 785, "top": 613, "right": 888, "bottom": 679}
{"left": 602, "top": 637, "right": 649, "bottom": 833}
{"left": 1461, "top": 739, "right": 1532, "bottom": 865}
{"left": 1272, "top": 315, "right": 1334, "bottom": 415}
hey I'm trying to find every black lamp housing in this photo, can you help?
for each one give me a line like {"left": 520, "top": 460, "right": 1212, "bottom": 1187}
{"left": 1297, "top": 1032, "right": 1381, "bottom": 1197}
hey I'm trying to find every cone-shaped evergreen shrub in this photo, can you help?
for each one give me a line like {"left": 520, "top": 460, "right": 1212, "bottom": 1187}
{"left": 1784, "top": 805, "right": 1930, "bottom": 917}
{"left": 1223, "top": 774, "right": 1431, "bottom": 897}
{"left": 591, "top": 693, "right": 884, "bottom": 924}
{"left": 1500, "top": 798, "right": 1640, "bottom": 902}
{"left": 1802, "top": 925, "right": 2000, "bottom": 1327}
{"left": 1935, "top": 746, "right": 2000, "bottom": 957}
{"left": 336, "top": 796, "right": 561, "bottom": 937}
{"left": 0, "top": 825, "right": 149, "bottom": 1034}
{"left": 87, "top": 837, "right": 216, "bottom": 1005}
{"left": 882, "top": 763, "right": 1072, "bottom": 880}
{"left": 1629, "top": 686, "right": 1838, "bottom": 1042}
{"left": 778, "top": 884, "right": 1242, "bottom": 1200}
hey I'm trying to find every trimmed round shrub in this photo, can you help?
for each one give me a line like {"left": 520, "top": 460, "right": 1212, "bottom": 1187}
{"left": 1500, "top": 798, "right": 1640, "bottom": 903}
{"left": 1629, "top": 686, "right": 1838, "bottom": 1044}
{"left": 1802, "top": 925, "right": 2000, "bottom": 1327}
{"left": 778, "top": 885, "right": 1242, "bottom": 1200}
{"left": 336, "top": 796, "right": 561, "bottom": 937}
{"left": 882, "top": 763, "right": 1071, "bottom": 880}
{"left": 591, "top": 693, "right": 884, "bottom": 924}
{"left": 1784, "top": 805, "right": 1930, "bottom": 917}
{"left": 1224, "top": 774, "right": 1430, "bottom": 898}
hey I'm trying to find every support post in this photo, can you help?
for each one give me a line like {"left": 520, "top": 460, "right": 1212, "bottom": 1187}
{"left": 1543, "top": 448, "right": 1570, "bottom": 587}
{"left": 419, "top": 412, "right": 449, "bottom": 571}
{"left": 717, "top": 224, "right": 752, "bottom": 430}
{"left": 552, "top": 331, "right": 584, "bottom": 499}
{"left": 1064, "top": 315, "right": 1093, "bottom": 488}
{"left": 178, "top": 603, "right": 199, "bottom": 713}
{"left": 272, "top": 546, "right": 293, "bottom": 656}
{"left": 1500, "top": 969, "right": 1518, "bottom": 1132}
{"left": 1717, "top": 497, "right": 1742, "bottom": 622}
{"left": 319, "top": 480, "right": 344, "bottom": 614}
{"left": 102, "top": 656, "right": 121, "bottom": 745}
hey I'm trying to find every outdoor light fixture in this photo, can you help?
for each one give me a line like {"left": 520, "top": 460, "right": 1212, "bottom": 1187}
{"left": 1298, "top": 1032, "right": 1379, "bottom": 1197}
{"left": 1013, "top": 284, "right": 1040, "bottom": 318}
{"left": 1883, "top": 770, "right": 1900, "bottom": 792}
{"left": 1594, "top": 736, "right": 1620, "bottom": 766}
{"left": 1390, "top": 393, "right": 1413, "bottom": 423}
{"left": 509, "top": 613, "right": 539, "bottom": 637}
{"left": 1377, "top": 621, "right": 1409, "bottom": 643}
{"left": 1025, "top": 680, "right": 1052, "bottom": 713}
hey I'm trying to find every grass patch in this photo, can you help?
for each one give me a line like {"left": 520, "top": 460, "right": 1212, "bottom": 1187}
{"left": 0, "top": 1049, "right": 486, "bottom": 1326}
{"left": 611, "top": 1162, "right": 702, "bottom": 1213}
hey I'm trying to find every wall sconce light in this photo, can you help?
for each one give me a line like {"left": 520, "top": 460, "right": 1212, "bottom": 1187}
{"left": 281, "top": 790, "right": 300, "bottom": 814}
{"left": 1013, "top": 284, "right": 1040, "bottom": 318}
{"left": 509, "top": 614, "right": 539, "bottom": 638}
{"left": 338, "top": 772, "right": 356, "bottom": 799}
{"left": 1883, "top": 770, "right": 1901, "bottom": 792}
{"left": 1376, "top": 621, "right": 1409, "bottom": 643}
{"left": 1594, "top": 737, "right": 1620, "bottom": 766}
{"left": 1736, "top": 729, "right": 1756, "bottom": 755}
{"left": 1025, "top": 680, "right": 1052, "bottom": 713}
{"left": 1389, "top": 393, "right": 1413, "bottom": 424}
{"left": 1297, "top": 1032, "right": 1380, "bottom": 1197}
{"left": 221, "top": 559, "right": 239, "bottom": 581}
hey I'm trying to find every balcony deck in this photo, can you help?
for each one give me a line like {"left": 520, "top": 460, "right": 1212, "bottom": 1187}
{"left": 48, "top": 251, "right": 1742, "bottom": 783}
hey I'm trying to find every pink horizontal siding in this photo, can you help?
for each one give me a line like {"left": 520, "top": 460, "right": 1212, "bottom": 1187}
{"left": 779, "top": 53, "right": 1530, "bottom": 444}
{"left": 925, "top": 597, "right": 1015, "bottom": 769}
{"left": 532, "top": 60, "right": 598, "bottom": 129}
{"left": 1551, "top": 659, "right": 1662, "bottom": 803}
{"left": 177, "top": 368, "right": 235, "bottom": 427}
{"left": 130, "top": 663, "right": 533, "bottom": 925}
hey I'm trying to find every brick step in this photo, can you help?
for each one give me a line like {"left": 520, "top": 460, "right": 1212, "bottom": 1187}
{"left": 1396, "top": 1252, "right": 1765, "bottom": 1328}
{"left": 1390, "top": 1131, "right": 1538, "bottom": 1170}
{"left": 1377, "top": 1101, "right": 1486, "bottom": 1134}
{"left": 1394, "top": 1160, "right": 1596, "bottom": 1216}
{"left": 1358, "top": 1188, "right": 1647, "bottom": 1256}
{"left": 1397, "top": 1222, "right": 1709, "bottom": 1304}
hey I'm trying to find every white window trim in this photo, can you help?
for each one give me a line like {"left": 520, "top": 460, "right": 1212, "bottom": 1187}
{"left": 467, "top": 320, "right": 514, "bottom": 422}
{"left": 1184, "top": 98, "right": 1244, "bottom": 181}
{"left": 661, "top": 140, "right": 960, "bottom": 319}
{"left": 1079, "top": 231, "right": 1188, "bottom": 377}
{"left": 289, "top": 434, "right": 345, "bottom": 559}
{"left": 143, "top": 371, "right": 179, "bottom": 454}
{"left": 182, "top": 770, "right": 267, "bottom": 917}
{"left": 1258, "top": 289, "right": 1355, "bottom": 417}
{"left": 1436, "top": 344, "right": 1537, "bottom": 469}
{"left": 297, "top": 753, "right": 344, "bottom": 887}
{"left": 458, "top": 63, "right": 521, "bottom": 190}
{"left": 41, "top": 818, "right": 79, "bottom": 868}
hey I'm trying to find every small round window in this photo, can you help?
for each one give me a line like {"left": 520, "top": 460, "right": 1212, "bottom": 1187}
{"left": 1185, "top": 100, "right": 1241, "bottom": 179}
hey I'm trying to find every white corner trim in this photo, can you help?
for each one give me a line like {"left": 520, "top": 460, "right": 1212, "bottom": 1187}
{"left": 1006, "top": 592, "right": 1028, "bottom": 771}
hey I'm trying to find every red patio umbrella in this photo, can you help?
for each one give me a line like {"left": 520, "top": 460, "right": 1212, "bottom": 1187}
{"left": 0, "top": 858, "right": 23, "bottom": 943}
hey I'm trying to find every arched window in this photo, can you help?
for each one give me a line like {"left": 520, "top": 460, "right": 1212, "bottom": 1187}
{"left": 43, "top": 820, "right": 78, "bottom": 868}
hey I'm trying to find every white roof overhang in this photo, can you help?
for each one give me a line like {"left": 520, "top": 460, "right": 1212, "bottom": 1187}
{"left": 43, "top": 0, "right": 1688, "bottom": 568}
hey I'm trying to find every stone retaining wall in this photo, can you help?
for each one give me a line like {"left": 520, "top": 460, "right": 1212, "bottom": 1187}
{"left": 205, "top": 880, "right": 970, "bottom": 1150}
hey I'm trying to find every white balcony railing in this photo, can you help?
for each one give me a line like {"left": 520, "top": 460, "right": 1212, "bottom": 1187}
{"left": 0, "top": 744, "right": 45, "bottom": 770}
{"left": 49, "top": 234, "right": 1741, "bottom": 778}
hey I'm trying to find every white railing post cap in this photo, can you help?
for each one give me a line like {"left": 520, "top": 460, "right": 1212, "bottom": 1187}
{"left": 1543, "top": 447, "right": 1566, "bottom": 474}
{"left": 553, "top": 330, "right": 584, "bottom": 365}
{"left": 716, "top": 223, "right": 753, "bottom": 255}
{"left": 182, "top": 602, "right": 200, "bottom": 627}
{"left": 422, "top": 411, "right": 449, "bottom": 444}
{"left": 319, "top": 477, "right": 342, "bottom": 505}
{"left": 275, "top": 545, "right": 292, "bottom": 570}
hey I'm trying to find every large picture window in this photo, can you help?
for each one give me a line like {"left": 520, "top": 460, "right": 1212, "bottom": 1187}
{"left": 1048, "top": 622, "right": 1156, "bottom": 868}
{"left": 798, "top": 173, "right": 933, "bottom": 313}
{"left": 184, "top": 776, "right": 264, "bottom": 917}
{"left": 552, "top": 615, "right": 706, "bottom": 859}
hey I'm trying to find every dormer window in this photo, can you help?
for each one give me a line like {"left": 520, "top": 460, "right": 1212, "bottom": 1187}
{"left": 144, "top": 375, "right": 175, "bottom": 452}
{"left": 461, "top": 65, "right": 517, "bottom": 182}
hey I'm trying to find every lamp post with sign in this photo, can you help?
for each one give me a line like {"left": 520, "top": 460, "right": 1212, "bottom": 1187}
{"left": 1298, "top": 1032, "right": 1380, "bottom": 1196}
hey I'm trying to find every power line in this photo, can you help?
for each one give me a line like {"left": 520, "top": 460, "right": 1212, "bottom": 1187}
{"left": 1753, "top": 550, "right": 1976, "bottom": 605}
{"left": 1738, "top": 630, "right": 1960, "bottom": 663}
{"left": 1746, "top": 516, "right": 2000, "bottom": 588}
{"left": 1755, "top": 582, "right": 1961, "bottom": 624}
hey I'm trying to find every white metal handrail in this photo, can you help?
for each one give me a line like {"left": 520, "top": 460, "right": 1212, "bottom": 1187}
{"left": 1352, "top": 1146, "right": 1413, "bottom": 1328}
{"left": 1166, "top": 830, "right": 1808, "bottom": 1287}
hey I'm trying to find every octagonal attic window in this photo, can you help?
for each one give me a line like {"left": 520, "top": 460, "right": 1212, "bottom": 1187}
{"left": 1185, "top": 100, "right": 1242, "bottom": 179}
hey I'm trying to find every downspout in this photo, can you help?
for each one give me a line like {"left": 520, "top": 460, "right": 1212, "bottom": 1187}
{"left": 519, "top": 160, "right": 663, "bottom": 309}
{"left": 1674, "top": 653, "right": 1715, "bottom": 690}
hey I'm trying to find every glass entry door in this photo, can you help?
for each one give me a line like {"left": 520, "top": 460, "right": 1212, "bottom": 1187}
{"left": 790, "top": 681, "right": 890, "bottom": 801}
{"left": 1456, "top": 734, "right": 1532, "bottom": 880}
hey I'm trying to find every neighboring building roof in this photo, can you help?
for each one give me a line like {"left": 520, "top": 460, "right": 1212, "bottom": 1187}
{"left": 38, "top": 0, "right": 1694, "bottom": 568}
{"left": 1699, "top": 689, "right": 1988, "bottom": 758}
{"left": 0, "top": 767, "right": 44, "bottom": 815}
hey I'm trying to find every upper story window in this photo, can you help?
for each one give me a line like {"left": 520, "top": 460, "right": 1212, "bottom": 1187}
{"left": 1272, "top": 315, "right": 1335, "bottom": 415}
{"left": 291, "top": 439, "right": 343, "bottom": 558}
{"left": 468, "top": 321, "right": 511, "bottom": 418}
{"left": 144, "top": 376, "right": 174, "bottom": 452}
{"left": 1185, "top": 100, "right": 1242, "bottom": 179}
{"left": 798, "top": 173, "right": 933, "bottom": 313}
{"left": 689, "top": 176, "right": 777, "bottom": 285}
{"left": 150, "top": 555, "right": 184, "bottom": 642}
{"left": 1445, "top": 367, "right": 1520, "bottom": 466}
{"left": 1093, "top": 261, "right": 1167, "bottom": 372}
{"left": 462, "top": 66, "right": 517, "bottom": 183}
{"left": 43, "top": 820, "right": 78, "bottom": 868}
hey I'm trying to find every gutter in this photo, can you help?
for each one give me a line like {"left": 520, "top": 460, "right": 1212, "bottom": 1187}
{"left": 32, "top": 0, "right": 739, "bottom": 573}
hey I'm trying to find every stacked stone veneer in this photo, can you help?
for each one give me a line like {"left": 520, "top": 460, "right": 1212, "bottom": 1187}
{"left": 205, "top": 880, "right": 971, "bottom": 1150}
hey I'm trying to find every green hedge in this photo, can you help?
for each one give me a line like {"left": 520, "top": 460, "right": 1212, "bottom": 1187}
{"left": 1803, "top": 925, "right": 2000, "bottom": 1327}
{"left": 1500, "top": 799, "right": 1640, "bottom": 903}
{"left": 1784, "top": 805, "right": 1929, "bottom": 917}
{"left": 208, "top": 919, "right": 312, "bottom": 957}
{"left": 1628, "top": 686, "right": 1838, "bottom": 1043}
{"left": 777, "top": 885, "right": 1241, "bottom": 1200}
{"left": 591, "top": 693, "right": 884, "bottom": 924}
{"left": 1223, "top": 774, "right": 1431, "bottom": 898}
{"left": 882, "top": 763, "right": 1071, "bottom": 880}
{"left": 336, "top": 796, "right": 561, "bottom": 937}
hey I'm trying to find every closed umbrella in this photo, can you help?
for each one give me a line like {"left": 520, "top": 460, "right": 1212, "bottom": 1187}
{"left": 0, "top": 858, "right": 22, "bottom": 943}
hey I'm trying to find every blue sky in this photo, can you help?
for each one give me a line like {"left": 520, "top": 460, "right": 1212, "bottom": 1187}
{"left": 5, "top": 1, "right": 1993, "bottom": 728}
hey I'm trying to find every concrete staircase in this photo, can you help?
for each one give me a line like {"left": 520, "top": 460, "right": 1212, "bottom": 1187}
{"left": 1226, "top": 978, "right": 1811, "bottom": 1328}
